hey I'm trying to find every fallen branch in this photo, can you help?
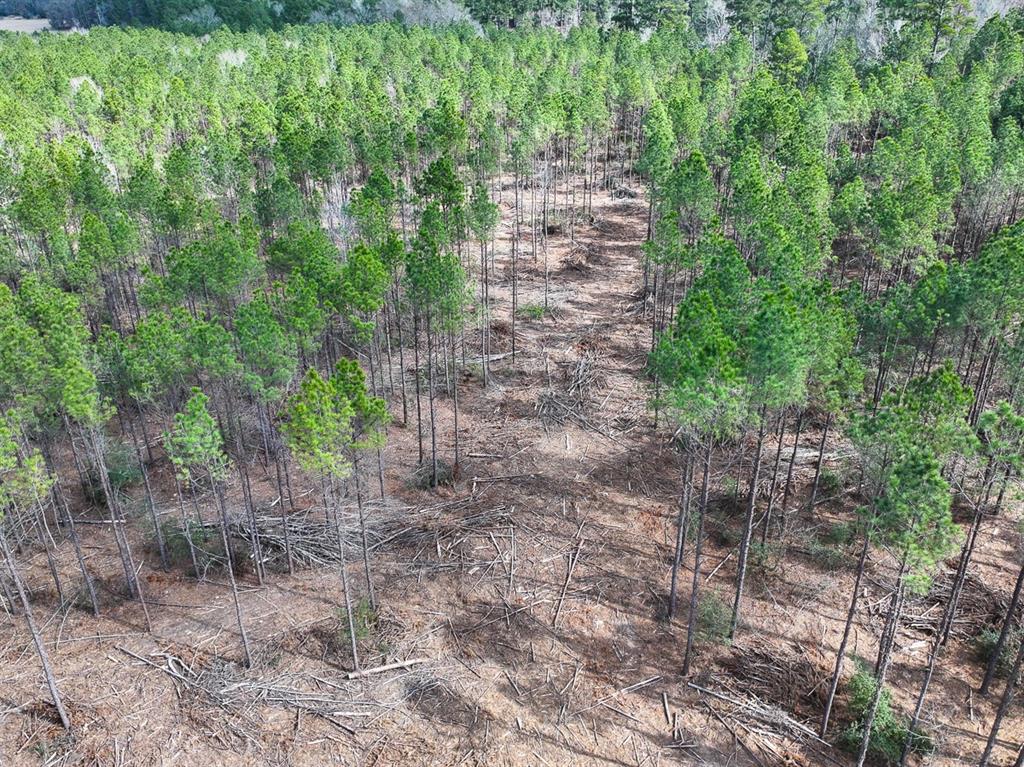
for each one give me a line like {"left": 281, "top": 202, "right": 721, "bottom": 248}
{"left": 346, "top": 658, "right": 432, "bottom": 680}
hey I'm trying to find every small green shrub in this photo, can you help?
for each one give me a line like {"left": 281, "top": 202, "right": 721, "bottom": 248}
{"left": 159, "top": 517, "right": 246, "bottom": 576}
{"left": 822, "top": 521, "right": 855, "bottom": 546}
{"left": 338, "top": 597, "right": 377, "bottom": 644}
{"left": 106, "top": 442, "right": 143, "bottom": 490}
{"left": 697, "top": 591, "right": 731, "bottom": 643}
{"left": 975, "top": 627, "right": 1021, "bottom": 678}
{"left": 818, "top": 469, "right": 841, "bottom": 497}
{"left": 412, "top": 459, "right": 455, "bottom": 489}
{"left": 517, "top": 303, "right": 546, "bottom": 321}
{"left": 807, "top": 537, "right": 847, "bottom": 572}
{"left": 750, "top": 541, "right": 783, "bottom": 582}
{"left": 839, "top": 666, "right": 931, "bottom": 765}
{"left": 84, "top": 442, "right": 142, "bottom": 508}
{"left": 721, "top": 476, "right": 740, "bottom": 500}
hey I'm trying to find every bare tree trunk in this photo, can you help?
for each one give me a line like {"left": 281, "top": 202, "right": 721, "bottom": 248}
{"left": 683, "top": 439, "right": 712, "bottom": 676}
{"left": 808, "top": 413, "right": 832, "bottom": 509}
{"left": 979, "top": 627, "right": 1024, "bottom": 767}
{"left": 668, "top": 453, "right": 693, "bottom": 620}
{"left": 328, "top": 479, "right": 360, "bottom": 671}
{"left": 90, "top": 429, "right": 151, "bottom": 631}
{"left": 173, "top": 476, "right": 201, "bottom": 578}
{"left": 427, "top": 314, "right": 438, "bottom": 487}
{"left": 413, "top": 312, "right": 424, "bottom": 466}
{"left": 214, "top": 481, "right": 252, "bottom": 668}
{"left": 129, "top": 417, "right": 167, "bottom": 571}
{"left": 451, "top": 327, "right": 460, "bottom": 477}
{"left": 55, "top": 487, "right": 99, "bottom": 616}
{"left": 353, "top": 456, "right": 375, "bottom": 611}
{"left": 779, "top": 410, "right": 803, "bottom": 532}
{"left": 760, "top": 413, "right": 787, "bottom": 545}
{"left": 238, "top": 461, "right": 264, "bottom": 586}
{"left": 856, "top": 566, "right": 907, "bottom": 767}
{"left": 821, "top": 528, "right": 871, "bottom": 737}
{"left": 900, "top": 512, "right": 983, "bottom": 765}
{"left": 0, "top": 534, "right": 71, "bottom": 730}
{"left": 730, "top": 405, "right": 768, "bottom": 640}
{"left": 981, "top": 557, "right": 1024, "bottom": 696}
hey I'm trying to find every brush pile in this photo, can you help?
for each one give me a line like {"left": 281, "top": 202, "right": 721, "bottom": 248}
{"left": 903, "top": 571, "right": 1019, "bottom": 639}
{"left": 722, "top": 644, "right": 831, "bottom": 718}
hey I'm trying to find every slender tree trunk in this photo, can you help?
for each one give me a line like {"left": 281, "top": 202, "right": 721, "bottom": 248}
{"left": 451, "top": 327, "right": 460, "bottom": 476}
{"left": 979, "top": 629, "right": 1024, "bottom": 767}
{"left": 427, "top": 314, "right": 438, "bottom": 487}
{"left": 822, "top": 529, "right": 871, "bottom": 737}
{"left": 89, "top": 430, "right": 150, "bottom": 632}
{"left": 779, "top": 411, "right": 803, "bottom": 532}
{"left": 274, "top": 456, "right": 294, "bottom": 575}
{"left": 808, "top": 413, "right": 833, "bottom": 510}
{"left": 760, "top": 413, "right": 787, "bottom": 545}
{"left": 981, "top": 557, "right": 1024, "bottom": 696}
{"left": 129, "top": 418, "right": 167, "bottom": 571}
{"left": 856, "top": 566, "right": 907, "bottom": 767}
{"left": 513, "top": 166, "right": 521, "bottom": 365}
{"left": 0, "top": 534, "right": 71, "bottom": 730}
{"left": 901, "top": 512, "right": 984, "bottom": 764}
{"left": 353, "top": 455, "right": 375, "bottom": 611}
{"left": 328, "top": 478, "right": 360, "bottom": 671}
{"left": 413, "top": 312, "right": 424, "bottom": 466}
{"left": 683, "top": 439, "right": 712, "bottom": 676}
{"left": 55, "top": 487, "right": 98, "bottom": 616}
{"left": 31, "top": 502, "right": 64, "bottom": 606}
{"left": 730, "top": 405, "right": 768, "bottom": 640}
{"left": 238, "top": 462, "right": 264, "bottom": 586}
{"left": 174, "top": 476, "right": 202, "bottom": 578}
{"left": 214, "top": 481, "right": 252, "bottom": 668}
{"left": 480, "top": 239, "right": 488, "bottom": 388}
{"left": 394, "top": 288, "right": 409, "bottom": 426}
{"left": 668, "top": 453, "right": 693, "bottom": 620}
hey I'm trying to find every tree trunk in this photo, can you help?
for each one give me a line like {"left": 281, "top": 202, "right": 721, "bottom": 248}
{"left": 427, "top": 314, "right": 438, "bottom": 488}
{"left": 174, "top": 476, "right": 202, "bottom": 578}
{"left": 981, "top": 557, "right": 1024, "bottom": 696}
{"left": 413, "top": 312, "right": 424, "bottom": 466}
{"left": 821, "top": 528, "right": 871, "bottom": 737}
{"left": 451, "top": 327, "right": 460, "bottom": 477}
{"left": 129, "top": 417, "right": 167, "bottom": 571}
{"left": 979, "top": 629, "right": 1024, "bottom": 767}
{"left": 682, "top": 439, "right": 712, "bottom": 676}
{"left": 760, "top": 413, "right": 787, "bottom": 545}
{"left": 55, "top": 487, "right": 99, "bottom": 617}
{"left": 730, "top": 405, "right": 768, "bottom": 640}
{"left": 214, "top": 480, "right": 252, "bottom": 668}
{"left": 668, "top": 453, "right": 693, "bottom": 620}
{"left": 353, "top": 456, "right": 375, "bottom": 611}
{"left": 779, "top": 410, "right": 804, "bottom": 532}
{"left": 328, "top": 478, "right": 360, "bottom": 671}
{"left": 90, "top": 429, "right": 151, "bottom": 631}
{"left": 856, "top": 567, "right": 907, "bottom": 767}
{"left": 0, "top": 534, "right": 71, "bottom": 730}
{"left": 808, "top": 413, "right": 833, "bottom": 510}
{"left": 901, "top": 512, "right": 984, "bottom": 764}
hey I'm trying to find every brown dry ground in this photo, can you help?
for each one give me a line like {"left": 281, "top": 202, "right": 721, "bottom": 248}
{"left": 1, "top": 177, "right": 1023, "bottom": 767}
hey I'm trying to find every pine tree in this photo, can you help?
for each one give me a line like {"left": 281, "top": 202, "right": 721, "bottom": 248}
{"left": 165, "top": 389, "right": 253, "bottom": 667}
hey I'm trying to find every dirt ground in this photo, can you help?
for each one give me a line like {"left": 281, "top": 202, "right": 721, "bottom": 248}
{"left": 0, "top": 17, "right": 52, "bottom": 32}
{"left": 1, "top": 175, "right": 1023, "bottom": 767}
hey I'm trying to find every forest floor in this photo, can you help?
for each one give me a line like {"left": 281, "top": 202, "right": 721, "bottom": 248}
{"left": 1, "top": 177, "right": 1023, "bottom": 767}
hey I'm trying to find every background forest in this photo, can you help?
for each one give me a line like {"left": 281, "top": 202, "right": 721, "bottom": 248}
{"left": 2, "top": 2, "right": 1024, "bottom": 766}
